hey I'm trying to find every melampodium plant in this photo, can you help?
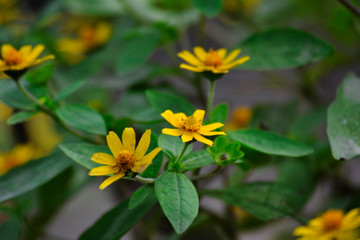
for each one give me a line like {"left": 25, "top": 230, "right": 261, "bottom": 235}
{"left": 0, "top": 2, "right": 359, "bottom": 239}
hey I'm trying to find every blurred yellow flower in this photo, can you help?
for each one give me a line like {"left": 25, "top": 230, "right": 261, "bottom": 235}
{"left": 0, "top": 144, "right": 39, "bottom": 175}
{"left": 0, "top": 102, "right": 13, "bottom": 122}
{"left": 0, "top": 0, "right": 19, "bottom": 24}
{"left": 225, "top": 106, "right": 252, "bottom": 130}
{"left": 178, "top": 46, "right": 249, "bottom": 74}
{"left": 0, "top": 44, "right": 54, "bottom": 77}
{"left": 89, "top": 128, "right": 161, "bottom": 190}
{"left": 224, "top": 0, "right": 261, "bottom": 14}
{"left": 57, "top": 22, "right": 111, "bottom": 64}
{"left": 294, "top": 208, "right": 360, "bottom": 240}
{"left": 161, "top": 109, "right": 226, "bottom": 146}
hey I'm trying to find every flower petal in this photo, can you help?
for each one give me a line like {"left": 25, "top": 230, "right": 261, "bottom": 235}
{"left": 343, "top": 208, "right": 360, "bottom": 230}
{"left": 180, "top": 63, "right": 203, "bottom": 72}
{"left": 1, "top": 44, "right": 14, "bottom": 58}
{"left": 162, "top": 128, "right": 184, "bottom": 136}
{"left": 106, "top": 131, "right": 123, "bottom": 157}
{"left": 198, "top": 130, "right": 226, "bottom": 136}
{"left": 88, "top": 166, "right": 119, "bottom": 176}
{"left": 217, "top": 48, "right": 227, "bottom": 60}
{"left": 135, "top": 129, "right": 151, "bottom": 160}
{"left": 26, "top": 44, "right": 45, "bottom": 63}
{"left": 99, "top": 172, "right": 125, "bottom": 190}
{"left": 181, "top": 131, "right": 193, "bottom": 142}
{"left": 178, "top": 50, "right": 203, "bottom": 66}
{"left": 91, "top": 152, "right": 116, "bottom": 166}
{"left": 200, "top": 123, "right": 224, "bottom": 132}
{"left": 219, "top": 56, "right": 250, "bottom": 70}
{"left": 193, "top": 46, "right": 207, "bottom": 61}
{"left": 31, "top": 55, "right": 55, "bottom": 66}
{"left": 19, "top": 45, "right": 32, "bottom": 56}
{"left": 193, "top": 132, "right": 213, "bottom": 146}
{"left": 293, "top": 226, "right": 316, "bottom": 237}
{"left": 135, "top": 147, "right": 162, "bottom": 167}
{"left": 122, "top": 127, "right": 136, "bottom": 153}
{"left": 161, "top": 110, "right": 183, "bottom": 128}
{"left": 193, "top": 109, "right": 205, "bottom": 122}
{"left": 223, "top": 49, "right": 241, "bottom": 64}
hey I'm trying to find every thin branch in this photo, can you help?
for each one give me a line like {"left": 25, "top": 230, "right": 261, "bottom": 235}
{"left": 338, "top": 0, "right": 360, "bottom": 18}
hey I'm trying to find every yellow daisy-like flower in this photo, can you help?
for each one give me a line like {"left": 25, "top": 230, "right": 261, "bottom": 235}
{"left": 178, "top": 46, "right": 250, "bottom": 74}
{"left": 225, "top": 106, "right": 253, "bottom": 130}
{"left": 161, "top": 109, "right": 226, "bottom": 146}
{"left": 0, "top": 144, "right": 39, "bottom": 175}
{"left": 0, "top": 44, "right": 54, "bottom": 78}
{"left": 293, "top": 208, "right": 360, "bottom": 240}
{"left": 89, "top": 128, "right": 162, "bottom": 190}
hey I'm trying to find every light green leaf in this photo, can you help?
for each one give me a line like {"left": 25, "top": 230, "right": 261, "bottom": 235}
{"left": 7, "top": 111, "right": 38, "bottom": 125}
{"left": 158, "top": 134, "right": 193, "bottom": 160}
{"left": 129, "top": 185, "right": 154, "bottom": 209}
{"left": 54, "top": 79, "right": 86, "bottom": 102}
{"left": 116, "top": 29, "right": 160, "bottom": 74}
{"left": 64, "top": 0, "right": 123, "bottom": 16}
{"left": 139, "top": 134, "right": 163, "bottom": 178}
{"left": 181, "top": 150, "right": 215, "bottom": 171}
{"left": 56, "top": 104, "right": 107, "bottom": 135}
{"left": 191, "top": 0, "right": 222, "bottom": 17}
{"left": 155, "top": 171, "right": 199, "bottom": 234}
{"left": 210, "top": 103, "right": 228, "bottom": 124}
{"left": 227, "top": 129, "right": 313, "bottom": 157}
{"left": 0, "top": 150, "right": 72, "bottom": 203}
{"left": 59, "top": 143, "right": 110, "bottom": 170}
{"left": 203, "top": 182, "right": 299, "bottom": 220}
{"left": 146, "top": 90, "right": 195, "bottom": 116}
{"left": 239, "top": 29, "right": 333, "bottom": 70}
{"left": 327, "top": 73, "right": 360, "bottom": 160}
{"left": 79, "top": 194, "right": 157, "bottom": 240}
{"left": 25, "top": 62, "right": 54, "bottom": 85}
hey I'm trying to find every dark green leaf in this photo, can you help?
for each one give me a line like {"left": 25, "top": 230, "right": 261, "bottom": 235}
{"left": 0, "top": 79, "right": 34, "bottom": 110}
{"left": 155, "top": 171, "right": 199, "bottom": 234}
{"left": 227, "top": 129, "right": 313, "bottom": 157}
{"left": 56, "top": 104, "right": 107, "bottom": 135}
{"left": 64, "top": 0, "right": 123, "bottom": 16}
{"left": 129, "top": 184, "right": 154, "bottom": 209}
{"left": 158, "top": 134, "right": 193, "bottom": 160}
{"left": 79, "top": 194, "right": 157, "bottom": 240}
{"left": 191, "top": 0, "right": 222, "bottom": 17}
{"left": 25, "top": 62, "right": 54, "bottom": 85}
{"left": 146, "top": 90, "right": 195, "bottom": 116}
{"left": 7, "top": 111, "right": 38, "bottom": 125}
{"left": 239, "top": 29, "right": 333, "bottom": 70}
{"left": 116, "top": 29, "right": 160, "bottom": 73}
{"left": 181, "top": 150, "right": 215, "bottom": 171}
{"left": 210, "top": 103, "right": 228, "bottom": 124}
{"left": 0, "top": 217, "right": 21, "bottom": 240}
{"left": 203, "top": 182, "right": 299, "bottom": 220}
{"left": 139, "top": 134, "right": 163, "bottom": 178}
{"left": 59, "top": 143, "right": 110, "bottom": 170}
{"left": 54, "top": 79, "right": 86, "bottom": 102}
{"left": 0, "top": 150, "right": 72, "bottom": 203}
{"left": 327, "top": 73, "right": 360, "bottom": 160}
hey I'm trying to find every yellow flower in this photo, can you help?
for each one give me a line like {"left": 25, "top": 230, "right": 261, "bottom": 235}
{"left": 225, "top": 106, "right": 252, "bottom": 130}
{"left": 89, "top": 128, "right": 161, "bottom": 190}
{"left": 0, "top": 144, "right": 39, "bottom": 175}
{"left": 177, "top": 46, "right": 249, "bottom": 74}
{"left": 0, "top": 0, "right": 19, "bottom": 24}
{"left": 161, "top": 109, "right": 226, "bottom": 146}
{"left": 293, "top": 208, "right": 360, "bottom": 240}
{"left": 0, "top": 44, "right": 54, "bottom": 76}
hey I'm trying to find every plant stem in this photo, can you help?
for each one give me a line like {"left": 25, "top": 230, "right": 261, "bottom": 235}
{"left": 192, "top": 165, "right": 221, "bottom": 181}
{"left": 207, "top": 80, "right": 215, "bottom": 117}
{"left": 175, "top": 142, "right": 190, "bottom": 164}
{"left": 338, "top": 0, "right": 360, "bottom": 18}
{"left": 135, "top": 175, "right": 156, "bottom": 184}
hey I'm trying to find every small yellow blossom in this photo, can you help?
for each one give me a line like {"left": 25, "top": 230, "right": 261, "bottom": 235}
{"left": 177, "top": 46, "right": 249, "bottom": 74}
{"left": 89, "top": 128, "right": 161, "bottom": 190}
{"left": 293, "top": 208, "right": 360, "bottom": 240}
{"left": 0, "top": 44, "right": 54, "bottom": 77}
{"left": 225, "top": 106, "right": 252, "bottom": 130}
{"left": 161, "top": 109, "right": 226, "bottom": 146}
{"left": 0, "top": 144, "right": 39, "bottom": 175}
{"left": 57, "top": 22, "right": 111, "bottom": 64}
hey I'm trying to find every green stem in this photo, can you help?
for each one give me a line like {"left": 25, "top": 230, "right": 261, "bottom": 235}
{"left": 192, "top": 165, "right": 221, "bottom": 181}
{"left": 134, "top": 175, "right": 156, "bottom": 184}
{"left": 207, "top": 80, "right": 215, "bottom": 117}
{"left": 175, "top": 142, "right": 190, "bottom": 164}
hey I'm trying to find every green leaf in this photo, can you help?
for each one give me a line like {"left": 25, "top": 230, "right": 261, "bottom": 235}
{"left": 238, "top": 29, "right": 333, "bottom": 70}
{"left": 155, "top": 171, "right": 199, "bottom": 234}
{"left": 139, "top": 134, "right": 163, "bottom": 178}
{"left": 191, "top": 0, "right": 222, "bottom": 17}
{"left": 227, "top": 129, "right": 313, "bottom": 157}
{"left": 25, "top": 62, "right": 54, "bottom": 85}
{"left": 59, "top": 143, "right": 110, "bottom": 170}
{"left": 146, "top": 90, "right": 195, "bottom": 116}
{"left": 7, "top": 111, "right": 38, "bottom": 125}
{"left": 203, "top": 182, "right": 299, "bottom": 220}
{"left": 64, "top": 0, "right": 123, "bottom": 16}
{"left": 0, "top": 150, "right": 72, "bottom": 203}
{"left": 116, "top": 29, "right": 160, "bottom": 74}
{"left": 181, "top": 150, "right": 215, "bottom": 171}
{"left": 0, "top": 217, "right": 21, "bottom": 240}
{"left": 129, "top": 184, "right": 154, "bottom": 209}
{"left": 158, "top": 134, "right": 193, "bottom": 160}
{"left": 56, "top": 104, "right": 107, "bottom": 135}
{"left": 0, "top": 79, "right": 34, "bottom": 110}
{"left": 327, "top": 73, "right": 360, "bottom": 160}
{"left": 54, "top": 79, "right": 86, "bottom": 102}
{"left": 210, "top": 103, "right": 228, "bottom": 124}
{"left": 79, "top": 194, "right": 157, "bottom": 240}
